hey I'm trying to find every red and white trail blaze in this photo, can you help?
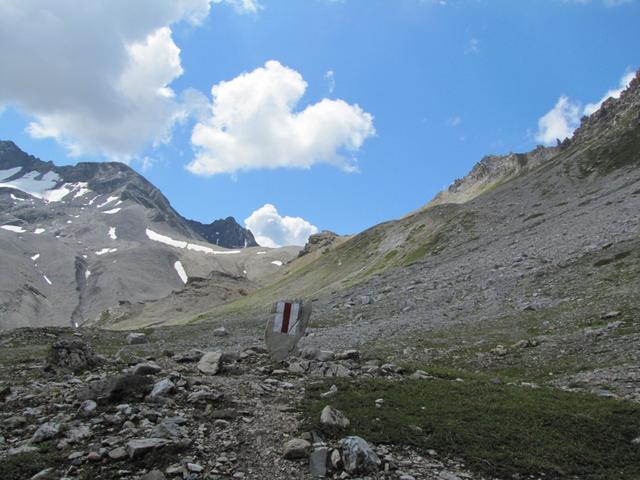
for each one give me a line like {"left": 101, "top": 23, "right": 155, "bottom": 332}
{"left": 272, "top": 301, "right": 301, "bottom": 336}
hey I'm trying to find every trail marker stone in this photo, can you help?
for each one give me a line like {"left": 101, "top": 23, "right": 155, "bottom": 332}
{"left": 265, "top": 299, "right": 311, "bottom": 362}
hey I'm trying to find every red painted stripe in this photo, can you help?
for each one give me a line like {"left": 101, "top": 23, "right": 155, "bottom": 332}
{"left": 281, "top": 302, "right": 292, "bottom": 333}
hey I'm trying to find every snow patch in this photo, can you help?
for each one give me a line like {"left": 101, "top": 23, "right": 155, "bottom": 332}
{"left": 85, "top": 270, "right": 91, "bottom": 279}
{"left": 271, "top": 260, "right": 283, "bottom": 266}
{"left": 0, "top": 167, "right": 22, "bottom": 181}
{"left": 95, "top": 248, "right": 118, "bottom": 255}
{"left": 34, "top": 228, "right": 45, "bottom": 234}
{"left": 145, "top": 229, "right": 241, "bottom": 255}
{"left": 72, "top": 183, "right": 91, "bottom": 198}
{"left": 174, "top": 261, "right": 188, "bottom": 284}
{"left": 43, "top": 275, "right": 52, "bottom": 285}
{"left": 88, "top": 196, "right": 99, "bottom": 206}
{"left": 10, "top": 193, "right": 24, "bottom": 201}
{"left": 146, "top": 229, "right": 187, "bottom": 248}
{"left": 97, "top": 196, "right": 119, "bottom": 208}
{"left": 108, "top": 227, "right": 117, "bottom": 240}
{"left": 1, "top": 225, "right": 26, "bottom": 233}
{"left": 103, "top": 208, "right": 121, "bottom": 215}
{"left": 31, "top": 254, "right": 40, "bottom": 261}
{"left": 256, "top": 251, "right": 267, "bottom": 255}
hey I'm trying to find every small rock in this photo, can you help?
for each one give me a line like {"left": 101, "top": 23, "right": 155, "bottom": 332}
{"left": 108, "top": 447, "right": 128, "bottom": 460}
{"left": 187, "top": 389, "right": 222, "bottom": 403}
{"left": 197, "top": 351, "right": 223, "bottom": 375}
{"left": 320, "top": 384, "right": 338, "bottom": 398}
{"left": 31, "top": 422, "right": 61, "bottom": 443}
{"left": 309, "top": 447, "right": 329, "bottom": 476}
{"left": 283, "top": 438, "right": 312, "bottom": 459}
{"left": 0, "top": 383, "right": 11, "bottom": 401}
{"left": 78, "top": 399, "right": 97, "bottom": 417}
{"left": 174, "top": 349, "right": 204, "bottom": 363}
{"left": 335, "top": 350, "right": 360, "bottom": 361}
{"left": 601, "top": 311, "right": 621, "bottom": 319}
{"left": 439, "top": 472, "right": 462, "bottom": 480}
{"left": 87, "top": 451, "right": 101, "bottom": 462}
{"left": 213, "top": 327, "right": 228, "bottom": 337}
{"left": 491, "top": 345, "right": 508, "bottom": 356}
{"left": 127, "top": 333, "right": 149, "bottom": 345}
{"left": 141, "top": 470, "right": 166, "bottom": 480}
{"left": 320, "top": 406, "right": 350, "bottom": 429}
{"left": 330, "top": 448, "right": 342, "bottom": 469}
{"left": 187, "top": 463, "right": 204, "bottom": 472}
{"left": 133, "top": 361, "right": 162, "bottom": 376}
{"left": 149, "top": 378, "right": 175, "bottom": 398}
{"left": 410, "top": 370, "right": 433, "bottom": 380}
{"left": 126, "top": 438, "right": 171, "bottom": 459}
{"left": 30, "top": 469, "right": 54, "bottom": 480}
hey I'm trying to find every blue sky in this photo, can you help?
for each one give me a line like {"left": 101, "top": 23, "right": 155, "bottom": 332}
{"left": 0, "top": 0, "right": 638, "bottom": 246}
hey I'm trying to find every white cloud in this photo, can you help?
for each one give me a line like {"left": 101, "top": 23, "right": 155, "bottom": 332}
{"left": 583, "top": 71, "right": 635, "bottom": 115}
{"left": 0, "top": 1, "right": 215, "bottom": 160}
{"left": 244, "top": 204, "right": 319, "bottom": 248}
{"left": 325, "top": 70, "right": 336, "bottom": 94}
{"left": 188, "top": 60, "right": 375, "bottom": 176}
{"left": 535, "top": 96, "right": 580, "bottom": 145}
{"left": 535, "top": 71, "right": 636, "bottom": 145}
{"left": 213, "top": 0, "right": 262, "bottom": 14}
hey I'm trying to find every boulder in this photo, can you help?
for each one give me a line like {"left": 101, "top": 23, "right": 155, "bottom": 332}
{"left": 341, "top": 436, "right": 381, "bottom": 475}
{"left": 174, "top": 349, "right": 204, "bottom": 363}
{"left": 78, "top": 399, "right": 97, "bottom": 417}
{"left": 320, "top": 406, "right": 350, "bottom": 429}
{"left": 198, "top": 351, "right": 223, "bottom": 375}
{"left": 141, "top": 470, "right": 166, "bottom": 480}
{"left": 282, "top": 438, "right": 311, "bottom": 459}
{"left": 44, "top": 339, "right": 102, "bottom": 372}
{"left": 213, "top": 326, "right": 228, "bottom": 337}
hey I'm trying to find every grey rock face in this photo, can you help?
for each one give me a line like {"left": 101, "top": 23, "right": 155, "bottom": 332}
{"left": 187, "top": 216, "right": 258, "bottom": 249}
{"left": 340, "top": 436, "right": 381, "bottom": 475}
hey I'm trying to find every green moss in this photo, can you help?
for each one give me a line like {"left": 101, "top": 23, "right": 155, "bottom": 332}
{"left": 0, "top": 442, "right": 65, "bottom": 478}
{"left": 301, "top": 378, "right": 640, "bottom": 480}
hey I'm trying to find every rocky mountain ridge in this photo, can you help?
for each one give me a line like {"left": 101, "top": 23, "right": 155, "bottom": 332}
{"left": 0, "top": 143, "right": 298, "bottom": 329}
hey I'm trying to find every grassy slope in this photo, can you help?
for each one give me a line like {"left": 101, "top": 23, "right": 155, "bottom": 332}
{"left": 302, "top": 376, "right": 640, "bottom": 480}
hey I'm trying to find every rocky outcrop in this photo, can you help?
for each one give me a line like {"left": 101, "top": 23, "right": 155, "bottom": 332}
{"left": 187, "top": 216, "right": 258, "bottom": 248}
{"left": 297, "top": 230, "right": 340, "bottom": 258}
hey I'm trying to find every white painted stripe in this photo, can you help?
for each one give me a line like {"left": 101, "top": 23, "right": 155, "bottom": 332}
{"left": 273, "top": 301, "right": 285, "bottom": 333}
{"left": 288, "top": 302, "right": 301, "bottom": 336}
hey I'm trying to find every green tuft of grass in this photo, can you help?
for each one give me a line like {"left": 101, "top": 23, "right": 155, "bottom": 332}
{"left": 301, "top": 378, "right": 640, "bottom": 480}
{"left": 0, "top": 442, "right": 65, "bottom": 478}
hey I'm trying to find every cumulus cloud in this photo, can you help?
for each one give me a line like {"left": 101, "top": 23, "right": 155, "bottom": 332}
{"left": 0, "top": 0, "right": 215, "bottom": 160}
{"left": 535, "top": 96, "right": 581, "bottom": 145}
{"left": 535, "top": 71, "right": 635, "bottom": 145}
{"left": 244, "top": 204, "right": 319, "bottom": 248}
{"left": 187, "top": 60, "right": 375, "bottom": 176}
{"left": 465, "top": 38, "right": 480, "bottom": 55}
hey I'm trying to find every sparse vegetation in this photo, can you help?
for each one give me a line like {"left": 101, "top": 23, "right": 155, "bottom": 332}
{"left": 302, "top": 377, "right": 640, "bottom": 480}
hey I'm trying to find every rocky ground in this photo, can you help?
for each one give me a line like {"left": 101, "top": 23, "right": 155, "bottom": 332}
{"left": 0, "top": 328, "right": 486, "bottom": 480}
